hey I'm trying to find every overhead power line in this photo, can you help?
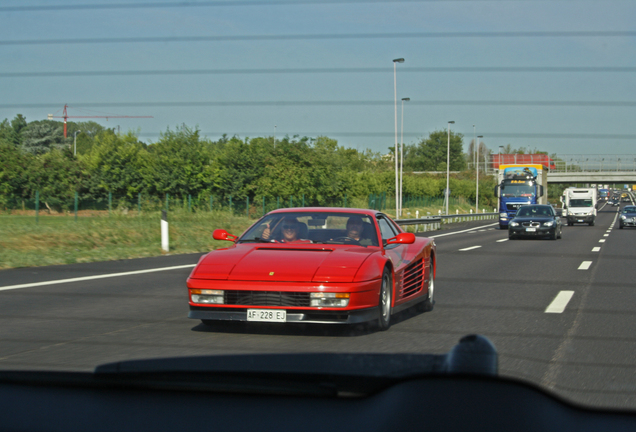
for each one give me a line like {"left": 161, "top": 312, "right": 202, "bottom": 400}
{"left": 2, "top": 66, "right": 635, "bottom": 78}
{"left": 0, "top": 1, "right": 604, "bottom": 13}
{"left": 1, "top": 100, "right": 634, "bottom": 109}
{"left": 1, "top": 31, "right": 634, "bottom": 46}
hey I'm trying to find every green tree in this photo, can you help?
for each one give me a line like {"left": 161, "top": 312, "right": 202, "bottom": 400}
{"left": 83, "top": 131, "right": 147, "bottom": 198}
{"left": 404, "top": 130, "right": 465, "bottom": 172}
{"left": 143, "top": 125, "right": 214, "bottom": 198}
{"left": 20, "top": 120, "right": 68, "bottom": 155}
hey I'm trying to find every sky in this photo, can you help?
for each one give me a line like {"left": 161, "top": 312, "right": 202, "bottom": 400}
{"left": 1, "top": 0, "right": 635, "bottom": 157}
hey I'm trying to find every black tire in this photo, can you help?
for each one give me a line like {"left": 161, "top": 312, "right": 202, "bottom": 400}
{"left": 567, "top": 221, "right": 573, "bottom": 226}
{"left": 550, "top": 229, "right": 557, "bottom": 240}
{"left": 620, "top": 224, "right": 624, "bottom": 229}
{"left": 589, "top": 220, "right": 594, "bottom": 226}
{"left": 557, "top": 227, "right": 562, "bottom": 239}
{"left": 420, "top": 262, "right": 435, "bottom": 312}
{"left": 201, "top": 320, "right": 215, "bottom": 327}
{"left": 377, "top": 268, "right": 393, "bottom": 331}
{"left": 508, "top": 233, "right": 515, "bottom": 240}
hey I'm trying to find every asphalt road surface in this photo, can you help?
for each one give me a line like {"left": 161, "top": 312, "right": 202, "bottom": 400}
{"left": 1, "top": 201, "right": 635, "bottom": 410}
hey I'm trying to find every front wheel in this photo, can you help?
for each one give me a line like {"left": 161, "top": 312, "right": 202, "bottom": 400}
{"left": 377, "top": 268, "right": 393, "bottom": 331}
{"left": 420, "top": 262, "right": 435, "bottom": 312}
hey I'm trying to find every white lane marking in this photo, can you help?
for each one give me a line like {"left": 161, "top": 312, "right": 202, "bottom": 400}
{"left": 545, "top": 290, "right": 575, "bottom": 313}
{"left": 603, "top": 234, "right": 609, "bottom": 237}
{"left": 599, "top": 239, "right": 606, "bottom": 243}
{"left": 0, "top": 264, "right": 197, "bottom": 292}
{"left": 592, "top": 247, "right": 601, "bottom": 252}
{"left": 578, "top": 261, "right": 593, "bottom": 270}
{"left": 459, "top": 246, "right": 482, "bottom": 251}
{"left": 429, "top": 222, "right": 498, "bottom": 238}
{"left": 496, "top": 238, "right": 509, "bottom": 242}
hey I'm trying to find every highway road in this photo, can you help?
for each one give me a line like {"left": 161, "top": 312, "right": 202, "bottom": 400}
{"left": 0, "top": 201, "right": 635, "bottom": 410}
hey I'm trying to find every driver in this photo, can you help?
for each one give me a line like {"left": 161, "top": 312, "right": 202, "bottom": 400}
{"left": 261, "top": 217, "right": 303, "bottom": 243}
{"left": 344, "top": 215, "right": 373, "bottom": 246}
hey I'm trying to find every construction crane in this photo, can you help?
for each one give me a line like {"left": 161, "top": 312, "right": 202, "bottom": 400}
{"left": 47, "top": 105, "right": 153, "bottom": 138}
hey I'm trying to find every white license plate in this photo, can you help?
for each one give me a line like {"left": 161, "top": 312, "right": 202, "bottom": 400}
{"left": 577, "top": 219, "right": 584, "bottom": 223}
{"left": 247, "top": 309, "right": 286, "bottom": 322}
{"left": 525, "top": 227, "right": 537, "bottom": 232}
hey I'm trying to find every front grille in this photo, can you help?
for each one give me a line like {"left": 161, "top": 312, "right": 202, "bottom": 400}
{"left": 402, "top": 259, "right": 424, "bottom": 298}
{"left": 521, "top": 221, "right": 541, "bottom": 227}
{"left": 506, "top": 203, "right": 524, "bottom": 211}
{"left": 224, "top": 291, "right": 311, "bottom": 307}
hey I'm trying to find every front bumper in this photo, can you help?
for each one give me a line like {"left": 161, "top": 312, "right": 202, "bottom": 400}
{"left": 509, "top": 226, "right": 556, "bottom": 237}
{"left": 187, "top": 278, "right": 381, "bottom": 325}
{"left": 567, "top": 215, "right": 594, "bottom": 224}
{"left": 189, "top": 306, "right": 379, "bottom": 324}
{"left": 620, "top": 219, "right": 636, "bottom": 227}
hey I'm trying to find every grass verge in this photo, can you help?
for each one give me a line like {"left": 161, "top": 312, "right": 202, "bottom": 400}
{"left": 0, "top": 210, "right": 253, "bottom": 270}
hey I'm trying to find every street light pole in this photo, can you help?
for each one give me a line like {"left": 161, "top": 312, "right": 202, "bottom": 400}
{"left": 446, "top": 121, "right": 455, "bottom": 216}
{"left": 477, "top": 135, "right": 483, "bottom": 213}
{"left": 393, "top": 58, "right": 404, "bottom": 218}
{"left": 400, "top": 97, "right": 410, "bottom": 217}
{"left": 73, "top": 130, "right": 81, "bottom": 156}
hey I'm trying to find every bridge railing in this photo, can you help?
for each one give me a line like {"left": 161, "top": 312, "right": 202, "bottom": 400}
{"left": 468, "top": 154, "right": 636, "bottom": 174}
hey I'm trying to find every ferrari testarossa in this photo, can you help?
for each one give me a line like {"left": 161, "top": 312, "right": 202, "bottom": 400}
{"left": 187, "top": 208, "right": 436, "bottom": 330}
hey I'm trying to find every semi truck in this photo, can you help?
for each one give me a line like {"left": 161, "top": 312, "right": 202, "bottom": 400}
{"left": 561, "top": 187, "right": 597, "bottom": 226}
{"left": 494, "top": 164, "right": 548, "bottom": 229}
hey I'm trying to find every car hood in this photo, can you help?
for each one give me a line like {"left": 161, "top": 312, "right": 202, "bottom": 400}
{"left": 189, "top": 244, "right": 377, "bottom": 283}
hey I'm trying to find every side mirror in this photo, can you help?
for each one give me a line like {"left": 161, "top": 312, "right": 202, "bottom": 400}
{"left": 213, "top": 229, "right": 238, "bottom": 242}
{"left": 386, "top": 232, "right": 416, "bottom": 246}
{"left": 539, "top": 185, "right": 544, "bottom": 197}
{"left": 494, "top": 185, "right": 500, "bottom": 198}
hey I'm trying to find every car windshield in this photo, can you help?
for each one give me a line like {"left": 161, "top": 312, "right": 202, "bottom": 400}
{"left": 516, "top": 207, "right": 551, "bottom": 217}
{"left": 569, "top": 199, "right": 593, "bottom": 207}
{"left": 500, "top": 183, "right": 535, "bottom": 198}
{"left": 2, "top": 0, "right": 636, "bottom": 417}
{"left": 240, "top": 212, "right": 379, "bottom": 246}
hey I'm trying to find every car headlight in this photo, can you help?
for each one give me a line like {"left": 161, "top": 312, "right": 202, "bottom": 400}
{"left": 190, "top": 289, "right": 224, "bottom": 304}
{"left": 621, "top": 215, "right": 626, "bottom": 220}
{"left": 510, "top": 221, "right": 519, "bottom": 227}
{"left": 310, "top": 292, "right": 350, "bottom": 308}
{"left": 500, "top": 213, "right": 508, "bottom": 218}
{"left": 543, "top": 221, "right": 554, "bottom": 227}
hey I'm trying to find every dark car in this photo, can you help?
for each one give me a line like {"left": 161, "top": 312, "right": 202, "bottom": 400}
{"left": 619, "top": 206, "right": 636, "bottom": 229}
{"left": 508, "top": 204, "right": 563, "bottom": 240}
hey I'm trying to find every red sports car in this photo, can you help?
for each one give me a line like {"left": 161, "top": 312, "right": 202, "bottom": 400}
{"left": 187, "top": 208, "right": 436, "bottom": 330}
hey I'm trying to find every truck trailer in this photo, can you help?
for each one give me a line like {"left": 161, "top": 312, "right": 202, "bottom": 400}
{"left": 494, "top": 164, "right": 548, "bottom": 229}
{"left": 561, "top": 188, "right": 597, "bottom": 226}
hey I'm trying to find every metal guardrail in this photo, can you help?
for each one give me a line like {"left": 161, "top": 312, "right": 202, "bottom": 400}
{"left": 396, "top": 212, "right": 499, "bottom": 232}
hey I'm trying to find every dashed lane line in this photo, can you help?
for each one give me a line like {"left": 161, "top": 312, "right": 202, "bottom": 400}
{"left": 599, "top": 239, "right": 606, "bottom": 243}
{"left": 578, "top": 261, "right": 593, "bottom": 270}
{"left": 496, "top": 238, "right": 509, "bottom": 242}
{"left": 459, "top": 246, "right": 482, "bottom": 251}
{"left": 592, "top": 247, "right": 601, "bottom": 252}
{"left": 545, "top": 291, "right": 575, "bottom": 313}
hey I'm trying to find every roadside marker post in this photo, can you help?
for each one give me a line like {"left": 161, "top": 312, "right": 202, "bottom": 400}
{"left": 161, "top": 210, "right": 169, "bottom": 252}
